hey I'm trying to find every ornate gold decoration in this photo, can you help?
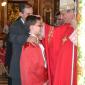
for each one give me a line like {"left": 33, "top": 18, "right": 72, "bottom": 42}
{"left": 48, "top": 26, "right": 54, "bottom": 43}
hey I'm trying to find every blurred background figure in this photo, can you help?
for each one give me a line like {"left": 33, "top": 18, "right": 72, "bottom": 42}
{"left": 0, "top": 39, "right": 6, "bottom": 76}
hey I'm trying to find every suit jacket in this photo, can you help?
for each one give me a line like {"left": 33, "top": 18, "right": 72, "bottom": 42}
{"left": 5, "top": 33, "right": 12, "bottom": 71}
{"left": 9, "top": 17, "right": 29, "bottom": 79}
{"left": 20, "top": 43, "right": 48, "bottom": 85}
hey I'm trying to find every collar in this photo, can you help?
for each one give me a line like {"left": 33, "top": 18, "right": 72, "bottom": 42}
{"left": 21, "top": 18, "right": 25, "bottom": 24}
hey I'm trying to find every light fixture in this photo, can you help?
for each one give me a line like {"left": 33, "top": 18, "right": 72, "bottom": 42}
{"left": 1, "top": 1, "right": 7, "bottom": 6}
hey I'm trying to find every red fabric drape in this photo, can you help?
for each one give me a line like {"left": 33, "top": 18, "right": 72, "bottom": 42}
{"left": 20, "top": 43, "right": 48, "bottom": 85}
{"left": 44, "top": 24, "right": 77, "bottom": 85}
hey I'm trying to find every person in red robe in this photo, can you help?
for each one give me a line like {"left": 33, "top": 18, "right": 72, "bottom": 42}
{"left": 0, "top": 40, "right": 6, "bottom": 64}
{"left": 0, "top": 40, "right": 6, "bottom": 76}
{"left": 20, "top": 15, "right": 48, "bottom": 85}
{"left": 43, "top": 0, "right": 77, "bottom": 84}
{"left": 43, "top": 23, "right": 77, "bottom": 85}
{"left": 52, "top": 25, "right": 77, "bottom": 85}
{"left": 42, "top": 24, "right": 77, "bottom": 85}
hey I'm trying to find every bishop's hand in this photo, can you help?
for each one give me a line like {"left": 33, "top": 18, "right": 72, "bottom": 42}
{"left": 27, "top": 36, "right": 39, "bottom": 46}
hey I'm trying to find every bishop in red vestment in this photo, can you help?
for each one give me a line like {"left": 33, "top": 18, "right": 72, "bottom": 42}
{"left": 43, "top": 23, "right": 77, "bottom": 85}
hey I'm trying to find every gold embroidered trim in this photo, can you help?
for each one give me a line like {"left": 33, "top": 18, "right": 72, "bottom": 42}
{"left": 48, "top": 26, "right": 54, "bottom": 43}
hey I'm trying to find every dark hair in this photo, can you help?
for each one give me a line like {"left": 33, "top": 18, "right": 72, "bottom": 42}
{"left": 19, "top": 2, "right": 32, "bottom": 13}
{"left": 25, "top": 15, "right": 41, "bottom": 30}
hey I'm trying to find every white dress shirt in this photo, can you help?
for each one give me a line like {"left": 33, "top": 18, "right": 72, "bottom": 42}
{"left": 21, "top": 18, "right": 25, "bottom": 24}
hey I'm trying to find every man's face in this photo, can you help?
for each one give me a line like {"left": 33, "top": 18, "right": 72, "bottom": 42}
{"left": 66, "top": 9, "right": 74, "bottom": 19}
{"left": 61, "top": 9, "right": 74, "bottom": 23}
{"left": 20, "top": 7, "right": 33, "bottom": 20}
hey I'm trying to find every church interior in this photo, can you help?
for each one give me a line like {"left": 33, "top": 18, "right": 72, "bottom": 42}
{"left": 1, "top": 0, "right": 85, "bottom": 85}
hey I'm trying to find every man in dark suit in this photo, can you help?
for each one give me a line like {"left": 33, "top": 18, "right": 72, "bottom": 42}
{"left": 9, "top": 3, "right": 33, "bottom": 85}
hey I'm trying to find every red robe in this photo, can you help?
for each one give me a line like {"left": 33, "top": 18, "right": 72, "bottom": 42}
{"left": 44, "top": 24, "right": 77, "bottom": 85}
{"left": 20, "top": 43, "right": 48, "bottom": 85}
{"left": 0, "top": 48, "right": 6, "bottom": 64}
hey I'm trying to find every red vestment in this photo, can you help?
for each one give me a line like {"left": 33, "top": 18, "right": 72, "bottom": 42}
{"left": 44, "top": 24, "right": 77, "bottom": 85}
{"left": 20, "top": 43, "right": 48, "bottom": 85}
